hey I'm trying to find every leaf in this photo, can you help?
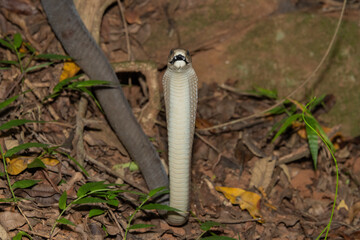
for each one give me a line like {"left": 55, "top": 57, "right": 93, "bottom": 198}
{"left": 35, "top": 53, "right": 70, "bottom": 61}
{"left": 0, "top": 60, "right": 18, "bottom": 66}
{"left": 13, "top": 33, "right": 22, "bottom": 50}
{"left": 141, "top": 203, "right": 180, "bottom": 212}
{"left": 73, "top": 197, "right": 109, "bottom": 205}
{"left": 306, "top": 123, "right": 319, "bottom": 169}
{"left": 41, "top": 157, "right": 60, "bottom": 166}
{"left": 272, "top": 113, "right": 302, "bottom": 142}
{"left": 0, "top": 94, "right": 20, "bottom": 110}
{"left": 78, "top": 87, "right": 103, "bottom": 111}
{"left": 12, "top": 179, "right": 41, "bottom": 190}
{"left": 0, "top": 38, "right": 14, "bottom": 50}
{"left": 57, "top": 217, "right": 76, "bottom": 226}
{"left": 215, "top": 186, "right": 262, "bottom": 221}
{"left": 248, "top": 87, "right": 277, "bottom": 99}
{"left": 0, "top": 119, "right": 46, "bottom": 131}
{"left": 106, "top": 198, "right": 119, "bottom": 207}
{"left": 27, "top": 157, "right": 46, "bottom": 169}
{"left": 12, "top": 230, "right": 32, "bottom": 240}
{"left": 25, "top": 62, "right": 53, "bottom": 72}
{"left": 60, "top": 61, "right": 80, "bottom": 80}
{"left": 200, "top": 221, "right": 222, "bottom": 231}
{"left": 77, "top": 182, "right": 107, "bottom": 197}
{"left": 6, "top": 156, "right": 29, "bottom": 175}
{"left": 49, "top": 74, "right": 83, "bottom": 97}
{"left": 249, "top": 157, "right": 276, "bottom": 189}
{"left": 128, "top": 224, "right": 155, "bottom": 230}
{"left": 59, "top": 191, "right": 67, "bottom": 210}
{"left": 68, "top": 80, "right": 110, "bottom": 88}
{"left": 89, "top": 209, "right": 105, "bottom": 218}
{"left": 148, "top": 186, "right": 169, "bottom": 198}
{"left": 117, "top": 161, "right": 139, "bottom": 171}
{"left": 5, "top": 142, "right": 48, "bottom": 158}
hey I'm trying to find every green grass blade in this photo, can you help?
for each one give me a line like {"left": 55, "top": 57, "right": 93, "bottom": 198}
{"left": 0, "top": 60, "right": 19, "bottom": 65}
{"left": 35, "top": 53, "right": 71, "bottom": 60}
{"left": 68, "top": 80, "right": 110, "bottom": 88}
{"left": 5, "top": 142, "right": 48, "bottom": 158}
{"left": 0, "top": 119, "right": 46, "bottom": 131}
{"left": 0, "top": 38, "right": 14, "bottom": 51}
{"left": 25, "top": 62, "right": 53, "bottom": 72}
{"left": 0, "top": 94, "right": 20, "bottom": 110}
{"left": 272, "top": 113, "right": 302, "bottom": 142}
{"left": 73, "top": 197, "right": 110, "bottom": 205}
{"left": 306, "top": 123, "right": 319, "bottom": 169}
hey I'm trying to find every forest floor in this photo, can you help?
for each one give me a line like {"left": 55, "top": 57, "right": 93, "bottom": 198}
{"left": 0, "top": 0, "right": 359, "bottom": 239}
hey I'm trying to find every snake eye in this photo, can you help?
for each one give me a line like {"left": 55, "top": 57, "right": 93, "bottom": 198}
{"left": 186, "top": 50, "right": 190, "bottom": 56}
{"left": 169, "top": 49, "right": 175, "bottom": 56}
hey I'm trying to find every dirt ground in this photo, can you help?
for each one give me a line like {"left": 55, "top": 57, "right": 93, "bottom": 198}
{"left": 0, "top": 0, "right": 360, "bottom": 239}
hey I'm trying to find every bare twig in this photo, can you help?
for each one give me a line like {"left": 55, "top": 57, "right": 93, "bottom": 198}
{"left": 116, "top": 0, "right": 132, "bottom": 61}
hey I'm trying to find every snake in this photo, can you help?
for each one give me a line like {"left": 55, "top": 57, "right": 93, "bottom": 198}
{"left": 162, "top": 49, "right": 198, "bottom": 225}
{"left": 41, "top": 0, "right": 197, "bottom": 226}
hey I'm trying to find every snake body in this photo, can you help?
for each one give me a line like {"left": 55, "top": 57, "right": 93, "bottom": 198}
{"left": 162, "top": 49, "right": 198, "bottom": 225}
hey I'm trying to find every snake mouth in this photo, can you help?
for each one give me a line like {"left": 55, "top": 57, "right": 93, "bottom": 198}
{"left": 170, "top": 54, "right": 189, "bottom": 65}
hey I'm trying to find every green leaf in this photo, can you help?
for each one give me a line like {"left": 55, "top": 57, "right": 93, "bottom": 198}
{"left": 59, "top": 191, "right": 67, "bottom": 210}
{"left": 0, "top": 94, "right": 20, "bottom": 110}
{"left": 0, "top": 119, "right": 46, "bottom": 131}
{"left": 77, "top": 87, "right": 103, "bottom": 111}
{"left": 68, "top": 80, "right": 110, "bottom": 88}
{"left": 248, "top": 87, "right": 278, "bottom": 99}
{"left": 308, "top": 95, "right": 326, "bottom": 112}
{"left": 27, "top": 157, "right": 46, "bottom": 169}
{"left": 117, "top": 162, "right": 139, "bottom": 171}
{"left": 0, "top": 60, "right": 18, "bottom": 66}
{"left": 106, "top": 198, "right": 119, "bottom": 207}
{"left": 35, "top": 53, "right": 71, "bottom": 60}
{"left": 5, "top": 142, "right": 48, "bottom": 158}
{"left": 12, "top": 179, "right": 41, "bottom": 190}
{"left": 305, "top": 120, "right": 319, "bottom": 169}
{"left": 141, "top": 203, "right": 180, "bottom": 212}
{"left": 0, "top": 38, "right": 14, "bottom": 51}
{"left": 12, "top": 230, "right": 32, "bottom": 240}
{"left": 73, "top": 197, "right": 109, "bottom": 205}
{"left": 13, "top": 33, "right": 22, "bottom": 50}
{"left": 25, "top": 62, "right": 53, "bottom": 72}
{"left": 200, "top": 221, "right": 222, "bottom": 231}
{"left": 201, "top": 236, "right": 236, "bottom": 240}
{"left": 148, "top": 186, "right": 169, "bottom": 198}
{"left": 57, "top": 217, "right": 76, "bottom": 226}
{"left": 48, "top": 75, "right": 83, "bottom": 98}
{"left": 77, "top": 182, "right": 107, "bottom": 197}
{"left": 272, "top": 113, "right": 302, "bottom": 142}
{"left": 89, "top": 209, "right": 105, "bottom": 218}
{"left": 128, "top": 224, "right": 155, "bottom": 230}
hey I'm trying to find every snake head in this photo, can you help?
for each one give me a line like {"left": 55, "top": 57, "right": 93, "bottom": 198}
{"left": 168, "top": 48, "right": 192, "bottom": 70}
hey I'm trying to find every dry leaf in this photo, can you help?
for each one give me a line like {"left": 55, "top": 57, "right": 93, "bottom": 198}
{"left": 249, "top": 156, "right": 276, "bottom": 189}
{"left": 0, "top": 211, "right": 26, "bottom": 231}
{"left": 6, "top": 156, "right": 59, "bottom": 175}
{"left": 348, "top": 201, "right": 360, "bottom": 223}
{"left": 215, "top": 186, "right": 262, "bottom": 221}
{"left": 337, "top": 199, "right": 349, "bottom": 211}
{"left": 60, "top": 61, "right": 81, "bottom": 81}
